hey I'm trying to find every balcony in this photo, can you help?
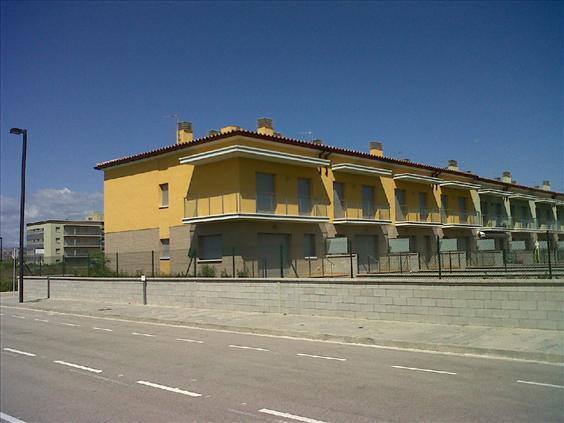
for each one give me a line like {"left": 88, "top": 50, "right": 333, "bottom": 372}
{"left": 538, "top": 219, "right": 557, "bottom": 231}
{"left": 510, "top": 217, "right": 537, "bottom": 231}
{"left": 482, "top": 215, "right": 510, "bottom": 230}
{"left": 441, "top": 210, "right": 481, "bottom": 227}
{"left": 333, "top": 201, "right": 391, "bottom": 224}
{"left": 184, "top": 193, "right": 329, "bottom": 224}
{"left": 395, "top": 207, "right": 442, "bottom": 226}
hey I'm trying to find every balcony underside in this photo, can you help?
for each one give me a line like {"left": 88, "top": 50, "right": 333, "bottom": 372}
{"left": 395, "top": 221, "right": 443, "bottom": 227}
{"left": 333, "top": 218, "right": 392, "bottom": 225}
{"left": 183, "top": 213, "right": 330, "bottom": 224}
{"left": 442, "top": 223, "right": 482, "bottom": 229}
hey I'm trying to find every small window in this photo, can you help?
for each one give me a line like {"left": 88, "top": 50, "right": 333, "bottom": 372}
{"left": 56, "top": 248, "right": 61, "bottom": 253}
{"left": 304, "top": 234, "right": 316, "bottom": 258}
{"left": 55, "top": 227, "right": 61, "bottom": 233}
{"left": 56, "top": 237, "right": 61, "bottom": 243}
{"left": 160, "top": 183, "right": 169, "bottom": 208}
{"left": 199, "top": 235, "right": 222, "bottom": 260}
{"left": 160, "top": 239, "right": 170, "bottom": 259}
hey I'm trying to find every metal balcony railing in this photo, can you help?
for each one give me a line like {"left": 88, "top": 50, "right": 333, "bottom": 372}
{"left": 510, "top": 217, "right": 537, "bottom": 230}
{"left": 184, "top": 193, "right": 328, "bottom": 219}
{"left": 537, "top": 219, "right": 557, "bottom": 231}
{"left": 396, "top": 206, "right": 442, "bottom": 224}
{"left": 333, "top": 201, "right": 391, "bottom": 221}
{"left": 440, "top": 209, "right": 481, "bottom": 226}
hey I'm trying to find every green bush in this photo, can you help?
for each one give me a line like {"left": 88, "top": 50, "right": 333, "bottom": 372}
{"left": 197, "top": 264, "right": 216, "bottom": 277}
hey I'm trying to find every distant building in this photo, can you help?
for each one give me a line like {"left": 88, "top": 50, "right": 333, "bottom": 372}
{"left": 26, "top": 213, "right": 104, "bottom": 264}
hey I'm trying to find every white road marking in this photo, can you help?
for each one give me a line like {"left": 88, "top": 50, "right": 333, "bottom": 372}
{"left": 3, "top": 348, "right": 37, "bottom": 357}
{"left": 93, "top": 327, "right": 113, "bottom": 332}
{"left": 259, "top": 408, "right": 328, "bottom": 423}
{"left": 517, "top": 380, "right": 564, "bottom": 389}
{"left": 136, "top": 380, "right": 202, "bottom": 397}
{"left": 5, "top": 305, "right": 563, "bottom": 367}
{"left": 176, "top": 338, "right": 204, "bottom": 343}
{"left": 131, "top": 332, "right": 154, "bottom": 337}
{"left": 11, "top": 315, "right": 25, "bottom": 319}
{"left": 297, "top": 353, "right": 346, "bottom": 361}
{"left": 58, "top": 322, "right": 80, "bottom": 327}
{"left": 53, "top": 360, "right": 102, "bottom": 373}
{"left": 34, "top": 318, "right": 49, "bottom": 322}
{"left": 0, "top": 411, "right": 28, "bottom": 423}
{"left": 392, "top": 365, "right": 456, "bottom": 375}
{"left": 229, "top": 344, "right": 269, "bottom": 352}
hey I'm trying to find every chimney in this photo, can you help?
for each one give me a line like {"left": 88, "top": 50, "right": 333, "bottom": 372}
{"left": 207, "top": 129, "right": 220, "bottom": 137}
{"left": 257, "top": 118, "right": 274, "bottom": 136}
{"left": 447, "top": 159, "right": 459, "bottom": 171}
{"left": 542, "top": 180, "right": 551, "bottom": 191}
{"left": 220, "top": 125, "right": 241, "bottom": 134}
{"left": 502, "top": 171, "right": 511, "bottom": 183}
{"left": 177, "top": 121, "right": 193, "bottom": 144}
{"left": 369, "top": 141, "right": 383, "bottom": 157}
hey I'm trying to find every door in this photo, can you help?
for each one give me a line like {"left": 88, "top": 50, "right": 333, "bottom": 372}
{"left": 362, "top": 185, "right": 375, "bottom": 219}
{"left": 256, "top": 173, "right": 275, "bottom": 213}
{"left": 298, "top": 178, "right": 312, "bottom": 216}
{"left": 257, "top": 233, "right": 290, "bottom": 277}
{"left": 395, "top": 189, "right": 407, "bottom": 220}
{"left": 333, "top": 182, "right": 345, "bottom": 218}
{"left": 354, "top": 235, "right": 378, "bottom": 273}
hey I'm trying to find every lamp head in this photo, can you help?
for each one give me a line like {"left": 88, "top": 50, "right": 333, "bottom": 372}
{"left": 9, "top": 128, "right": 26, "bottom": 135}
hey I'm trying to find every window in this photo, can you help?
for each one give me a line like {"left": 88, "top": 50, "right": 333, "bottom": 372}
{"left": 304, "top": 234, "right": 316, "bottom": 258}
{"left": 256, "top": 173, "right": 275, "bottom": 213}
{"left": 362, "top": 185, "right": 375, "bottom": 218}
{"left": 298, "top": 178, "right": 312, "bottom": 215}
{"left": 198, "top": 235, "right": 222, "bottom": 260}
{"left": 55, "top": 227, "right": 61, "bottom": 233}
{"left": 56, "top": 237, "right": 61, "bottom": 244}
{"left": 160, "top": 239, "right": 170, "bottom": 259}
{"left": 56, "top": 248, "right": 61, "bottom": 254}
{"left": 160, "top": 183, "right": 169, "bottom": 208}
{"left": 333, "top": 182, "right": 345, "bottom": 218}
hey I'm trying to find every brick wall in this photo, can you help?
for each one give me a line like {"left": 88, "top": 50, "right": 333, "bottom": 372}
{"left": 24, "top": 277, "right": 564, "bottom": 330}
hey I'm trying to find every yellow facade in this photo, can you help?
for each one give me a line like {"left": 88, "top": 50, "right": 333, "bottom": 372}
{"left": 98, "top": 121, "right": 564, "bottom": 274}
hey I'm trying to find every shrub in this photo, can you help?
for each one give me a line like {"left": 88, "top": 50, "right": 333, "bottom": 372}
{"left": 197, "top": 264, "right": 216, "bottom": 278}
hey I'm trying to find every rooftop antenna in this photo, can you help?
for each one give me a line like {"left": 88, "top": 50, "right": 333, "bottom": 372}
{"left": 164, "top": 113, "right": 180, "bottom": 143}
{"left": 300, "top": 130, "right": 313, "bottom": 141}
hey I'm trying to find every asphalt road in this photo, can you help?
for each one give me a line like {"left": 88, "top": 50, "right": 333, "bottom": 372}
{"left": 1, "top": 306, "right": 563, "bottom": 422}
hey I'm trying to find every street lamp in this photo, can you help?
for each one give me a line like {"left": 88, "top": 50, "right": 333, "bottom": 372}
{"left": 10, "top": 127, "right": 27, "bottom": 303}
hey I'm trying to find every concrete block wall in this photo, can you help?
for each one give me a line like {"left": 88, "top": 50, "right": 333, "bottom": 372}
{"left": 23, "top": 277, "right": 564, "bottom": 330}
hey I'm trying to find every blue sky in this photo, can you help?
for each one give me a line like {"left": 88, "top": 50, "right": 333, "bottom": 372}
{"left": 1, "top": 1, "right": 562, "bottom": 245}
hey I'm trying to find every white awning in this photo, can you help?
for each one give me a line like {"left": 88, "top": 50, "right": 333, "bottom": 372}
{"left": 478, "top": 188, "right": 511, "bottom": 198}
{"left": 179, "top": 145, "right": 330, "bottom": 168}
{"left": 331, "top": 163, "right": 392, "bottom": 177}
{"left": 440, "top": 181, "right": 481, "bottom": 190}
{"left": 393, "top": 173, "right": 444, "bottom": 184}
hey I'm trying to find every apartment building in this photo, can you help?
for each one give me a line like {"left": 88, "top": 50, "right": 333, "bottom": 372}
{"left": 26, "top": 214, "right": 104, "bottom": 264}
{"left": 95, "top": 119, "right": 563, "bottom": 275}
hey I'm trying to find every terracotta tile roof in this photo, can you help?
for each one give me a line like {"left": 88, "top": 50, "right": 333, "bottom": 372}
{"left": 95, "top": 129, "right": 562, "bottom": 197}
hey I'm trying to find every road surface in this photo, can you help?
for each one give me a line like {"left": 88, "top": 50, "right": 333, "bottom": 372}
{"left": 1, "top": 305, "right": 563, "bottom": 422}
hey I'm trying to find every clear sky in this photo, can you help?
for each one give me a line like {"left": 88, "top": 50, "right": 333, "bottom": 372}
{"left": 1, "top": 1, "right": 562, "bottom": 245}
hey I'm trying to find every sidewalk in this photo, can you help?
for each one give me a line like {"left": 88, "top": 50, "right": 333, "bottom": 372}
{"left": 1, "top": 293, "right": 562, "bottom": 363}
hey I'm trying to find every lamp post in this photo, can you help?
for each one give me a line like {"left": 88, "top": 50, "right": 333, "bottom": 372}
{"left": 10, "top": 127, "right": 28, "bottom": 303}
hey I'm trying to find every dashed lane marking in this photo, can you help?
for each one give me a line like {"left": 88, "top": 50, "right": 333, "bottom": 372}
{"left": 229, "top": 344, "right": 269, "bottom": 352}
{"left": 131, "top": 332, "right": 154, "bottom": 337}
{"left": 2, "top": 348, "right": 36, "bottom": 357}
{"left": 93, "top": 327, "right": 113, "bottom": 332}
{"left": 34, "top": 318, "right": 49, "bottom": 322}
{"left": 297, "top": 353, "right": 346, "bottom": 362}
{"left": 391, "top": 365, "right": 456, "bottom": 375}
{"left": 136, "top": 380, "right": 202, "bottom": 397}
{"left": 0, "top": 411, "right": 28, "bottom": 423}
{"left": 258, "top": 408, "right": 328, "bottom": 423}
{"left": 53, "top": 360, "right": 102, "bottom": 374}
{"left": 516, "top": 380, "right": 564, "bottom": 389}
{"left": 58, "top": 322, "right": 80, "bottom": 327}
{"left": 176, "top": 338, "right": 204, "bottom": 343}
{"left": 11, "top": 315, "right": 25, "bottom": 319}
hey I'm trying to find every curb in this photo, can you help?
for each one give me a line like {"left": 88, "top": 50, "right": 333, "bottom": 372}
{"left": 3, "top": 302, "right": 563, "bottom": 365}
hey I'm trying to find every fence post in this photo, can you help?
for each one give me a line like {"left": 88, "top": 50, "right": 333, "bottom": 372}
{"left": 436, "top": 236, "right": 442, "bottom": 280}
{"left": 547, "top": 231, "right": 552, "bottom": 279}
{"left": 348, "top": 239, "right": 353, "bottom": 278}
{"left": 87, "top": 254, "right": 91, "bottom": 277}
{"left": 279, "top": 245, "right": 284, "bottom": 278}
{"left": 142, "top": 275, "right": 147, "bottom": 305}
{"left": 367, "top": 255, "right": 371, "bottom": 273}
{"left": 232, "top": 247, "right": 236, "bottom": 278}
{"left": 47, "top": 276, "right": 50, "bottom": 299}
{"left": 502, "top": 246, "right": 507, "bottom": 273}
{"left": 399, "top": 253, "right": 403, "bottom": 274}
{"left": 151, "top": 250, "right": 155, "bottom": 277}
{"left": 194, "top": 254, "right": 197, "bottom": 277}
{"left": 308, "top": 258, "right": 312, "bottom": 277}
{"left": 449, "top": 251, "right": 452, "bottom": 273}
{"left": 39, "top": 257, "right": 42, "bottom": 276}
{"left": 115, "top": 252, "right": 119, "bottom": 277}
{"left": 62, "top": 255, "right": 66, "bottom": 276}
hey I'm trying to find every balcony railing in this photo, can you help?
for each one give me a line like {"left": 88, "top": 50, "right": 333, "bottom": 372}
{"left": 482, "top": 214, "right": 510, "bottom": 229}
{"left": 334, "top": 201, "right": 391, "bottom": 221}
{"left": 510, "top": 217, "right": 537, "bottom": 230}
{"left": 441, "top": 209, "right": 481, "bottom": 226}
{"left": 538, "top": 220, "right": 557, "bottom": 231}
{"left": 184, "top": 193, "right": 328, "bottom": 220}
{"left": 396, "top": 207, "right": 442, "bottom": 224}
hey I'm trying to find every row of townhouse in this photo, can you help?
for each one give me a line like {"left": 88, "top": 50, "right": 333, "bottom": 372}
{"left": 95, "top": 118, "right": 564, "bottom": 276}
